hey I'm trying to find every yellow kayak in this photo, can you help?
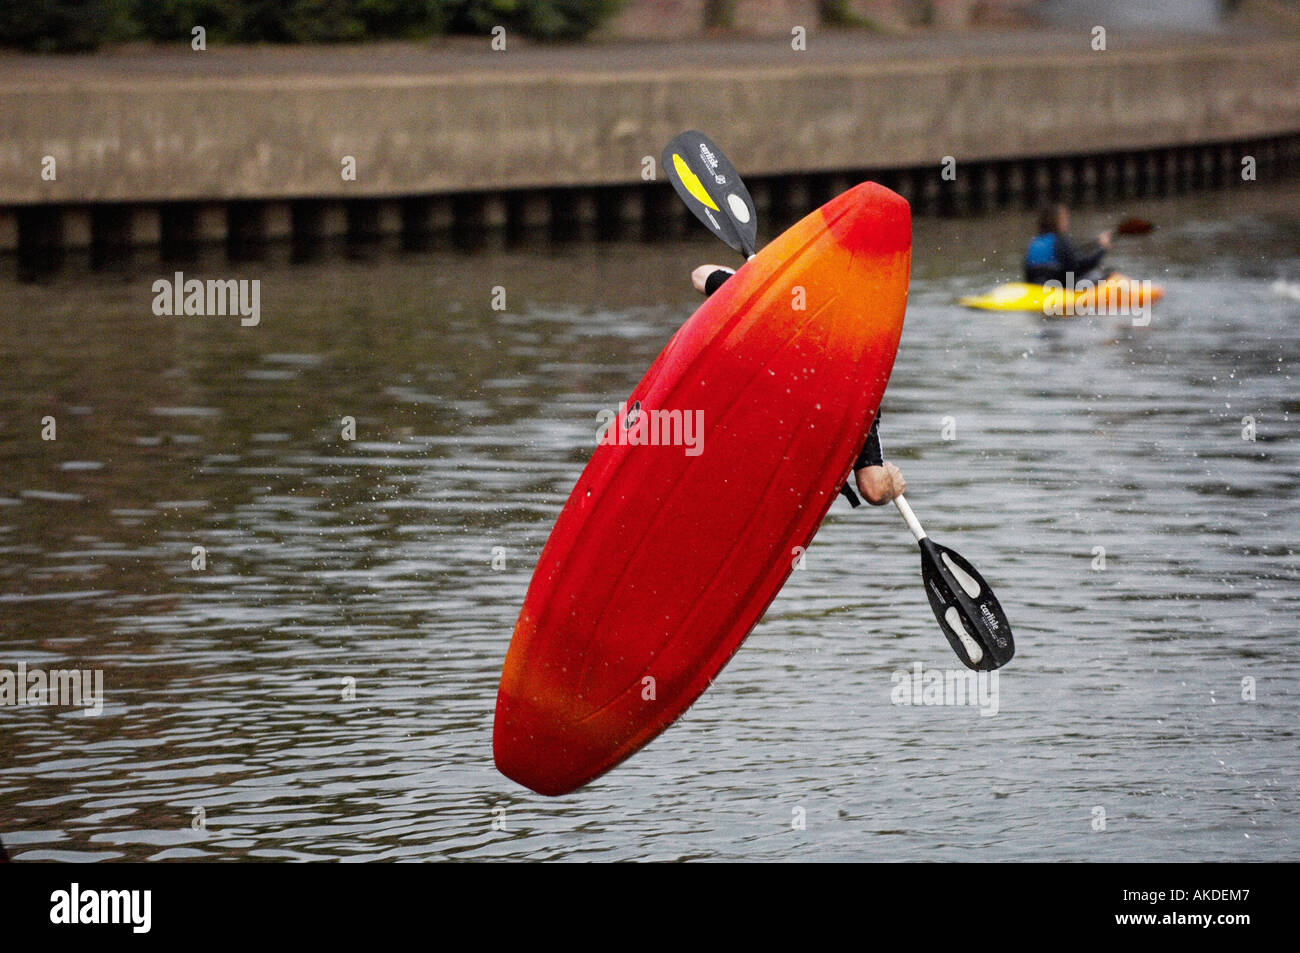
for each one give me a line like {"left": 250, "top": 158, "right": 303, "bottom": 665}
{"left": 959, "top": 274, "right": 1164, "bottom": 315}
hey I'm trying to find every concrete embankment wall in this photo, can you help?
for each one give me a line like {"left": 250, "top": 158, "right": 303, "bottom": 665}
{"left": 2, "top": 33, "right": 1299, "bottom": 271}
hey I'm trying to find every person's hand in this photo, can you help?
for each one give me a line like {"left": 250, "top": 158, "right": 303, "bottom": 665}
{"left": 692, "top": 264, "right": 728, "bottom": 294}
{"left": 855, "top": 462, "right": 906, "bottom": 505}
{"left": 1097, "top": 230, "right": 1113, "bottom": 250}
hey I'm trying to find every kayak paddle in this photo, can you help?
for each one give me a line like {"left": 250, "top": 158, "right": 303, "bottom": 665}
{"left": 662, "top": 130, "right": 758, "bottom": 259}
{"left": 662, "top": 129, "right": 1015, "bottom": 671}
{"left": 1115, "top": 216, "right": 1154, "bottom": 236}
{"left": 894, "top": 496, "right": 1014, "bottom": 671}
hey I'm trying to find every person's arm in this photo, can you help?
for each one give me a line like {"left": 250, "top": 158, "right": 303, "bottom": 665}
{"left": 1056, "top": 234, "right": 1107, "bottom": 277}
{"left": 853, "top": 413, "right": 883, "bottom": 470}
{"left": 693, "top": 265, "right": 735, "bottom": 296}
{"left": 858, "top": 462, "right": 905, "bottom": 505}
{"left": 852, "top": 413, "right": 906, "bottom": 505}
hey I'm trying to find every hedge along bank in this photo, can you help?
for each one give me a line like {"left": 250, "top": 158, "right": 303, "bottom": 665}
{"left": 0, "top": 0, "right": 629, "bottom": 51}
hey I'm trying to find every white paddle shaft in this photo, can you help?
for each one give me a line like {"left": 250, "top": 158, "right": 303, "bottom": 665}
{"left": 893, "top": 494, "right": 927, "bottom": 542}
{"left": 894, "top": 496, "right": 984, "bottom": 664}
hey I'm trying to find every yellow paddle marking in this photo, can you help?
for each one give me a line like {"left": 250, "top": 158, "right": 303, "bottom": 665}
{"left": 672, "top": 154, "right": 719, "bottom": 211}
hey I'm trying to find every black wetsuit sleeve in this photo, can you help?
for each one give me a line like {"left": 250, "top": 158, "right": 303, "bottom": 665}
{"left": 1056, "top": 235, "right": 1106, "bottom": 277}
{"left": 838, "top": 412, "right": 883, "bottom": 508}
{"left": 703, "top": 268, "right": 735, "bottom": 296}
{"left": 853, "top": 413, "right": 883, "bottom": 471}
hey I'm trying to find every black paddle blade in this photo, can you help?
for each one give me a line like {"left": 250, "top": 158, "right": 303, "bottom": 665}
{"left": 918, "top": 538, "right": 1014, "bottom": 672}
{"left": 662, "top": 130, "right": 758, "bottom": 258}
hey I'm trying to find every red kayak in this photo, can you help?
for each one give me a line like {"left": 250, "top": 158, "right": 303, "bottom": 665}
{"left": 494, "top": 182, "right": 912, "bottom": 795}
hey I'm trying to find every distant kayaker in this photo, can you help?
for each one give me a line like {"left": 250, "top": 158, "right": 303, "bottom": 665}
{"left": 693, "top": 264, "right": 906, "bottom": 506}
{"left": 1024, "top": 204, "right": 1112, "bottom": 285}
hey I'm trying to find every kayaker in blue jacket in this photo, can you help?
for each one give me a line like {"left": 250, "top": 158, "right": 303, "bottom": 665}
{"left": 693, "top": 264, "right": 906, "bottom": 507}
{"left": 1024, "top": 204, "right": 1112, "bottom": 285}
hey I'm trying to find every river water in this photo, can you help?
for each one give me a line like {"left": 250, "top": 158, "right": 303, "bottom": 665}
{"left": 2, "top": 182, "right": 1297, "bottom": 862}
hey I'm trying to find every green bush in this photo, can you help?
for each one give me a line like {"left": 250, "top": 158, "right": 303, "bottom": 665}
{"left": 819, "top": 0, "right": 891, "bottom": 29}
{"left": 0, "top": 0, "right": 623, "bottom": 50}
{"left": 0, "top": 0, "right": 133, "bottom": 52}
{"left": 128, "top": 1, "right": 233, "bottom": 44}
{"left": 228, "top": 0, "right": 450, "bottom": 42}
{"left": 445, "top": 0, "right": 626, "bottom": 40}
{"left": 129, "top": 0, "right": 446, "bottom": 43}
{"left": 354, "top": 0, "right": 450, "bottom": 38}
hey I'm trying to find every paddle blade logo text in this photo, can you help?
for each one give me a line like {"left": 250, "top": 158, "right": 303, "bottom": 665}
{"left": 698, "top": 143, "right": 726, "bottom": 185}
{"left": 595, "top": 402, "right": 704, "bottom": 456}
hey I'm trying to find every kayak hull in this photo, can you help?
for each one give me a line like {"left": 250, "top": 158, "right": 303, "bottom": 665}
{"left": 494, "top": 183, "right": 912, "bottom": 796}
{"left": 958, "top": 275, "right": 1164, "bottom": 314}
